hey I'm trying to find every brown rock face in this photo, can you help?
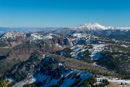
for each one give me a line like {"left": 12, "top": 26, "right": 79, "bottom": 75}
{"left": 8, "top": 44, "right": 36, "bottom": 60}
{"left": 8, "top": 36, "right": 72, "bottom": 60}
{"left": 0, "top": 31, "right": 27, "bottom": 48}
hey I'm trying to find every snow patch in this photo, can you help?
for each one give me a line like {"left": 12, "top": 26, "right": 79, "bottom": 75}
{"left": 31, "top": 33, "right": 53, "bottom": 40}
{"left": 70, "top": 45, "right": 86, "bottom": 59}
{"left": 31, "top": 33, "right": 43, "bottom": 40}
{"left": 97, "top": 76, "right": 130, "bottom": 84}
{"left": 89, "top": 44, "right": 105, "bottom": 60}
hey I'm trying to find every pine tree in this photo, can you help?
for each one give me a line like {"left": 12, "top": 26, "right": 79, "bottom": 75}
{"left": 1, "top": 80, "right": 8, "bottom": 87}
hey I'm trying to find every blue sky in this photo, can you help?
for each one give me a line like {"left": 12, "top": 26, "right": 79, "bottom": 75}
{"left": 0, "top": 0, "right": 130, "bottom": 27}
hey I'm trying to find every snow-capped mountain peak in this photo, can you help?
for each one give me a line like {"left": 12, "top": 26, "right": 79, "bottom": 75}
{"left": 2, "top": 31, "right": 26, "bottom": 39}
{"left": 75, "top": 23, "right": 109, "bottom": 30}
{"left": 74, "top": 23, "right": 130, "bottom": 31}
{"left": 85, "top": 23, "right": 107, "bottom": 29}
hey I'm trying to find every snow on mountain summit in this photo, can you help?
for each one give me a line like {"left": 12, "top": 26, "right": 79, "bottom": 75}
{"left": 2, "top": 31, "right": 26, "bottom": 39}
{"left": 75, "top": 23, "right": 110, "bottom": 30}
{"left": 74, "top": 23, "right": 130, "bottom": 31}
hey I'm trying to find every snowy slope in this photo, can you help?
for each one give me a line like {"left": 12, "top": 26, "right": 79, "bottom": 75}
{"left": 10, "top": 54, "right": 92, "bottom": 87}
{"left": 35, "top": 69, "right": 92, "bottom": 87}
{"left": 70, "top": 45, "right": 87, "bottom": 59}
{"left": 70, "top": 44, "right": 105, "bottom": 60}
{"left": 89, "top": 44, "right": 105, "bottom": 60}
{"left": 36, "top": 55, "right": 91, "bottom": 87}
{"left": 31, "top": 33, "right": 53, "bottom": 40}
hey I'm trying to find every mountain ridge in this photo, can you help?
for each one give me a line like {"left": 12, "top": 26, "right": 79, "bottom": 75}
{"left": 74, "top": 23, "right": 130, "bottom": 31}
{"left": 0, "top": 29, "right": 130, "bottom": 87}
{"left": 0, "top": 23, "right": 130, "bottom": 35}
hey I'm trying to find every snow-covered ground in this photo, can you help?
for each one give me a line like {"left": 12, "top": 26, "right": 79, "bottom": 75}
{"left": 11, "top": 55, "right": 92, "bottom": 87}
{"left": 70, "top": 45, "right": 86, "bottom": 59}
{"left": 121, "top": 44, "right": 129, "bottom": 48}
{"left": 43, "top": 33, "right": 53, "bottom": 40}
{"left": 35, "top": 69, "right": 91, "bottom": 87}
{"left": 97, "top": 76, "right": 130, "bottom": 84}
{"left": 25, "top": 67, "right": 92, "bottom": 87}
{"left": 70, "top": 44, "right": 105, "bottom": 60}
{"left": 59, "top": 69, "right": 92, "bottom": 87}
{"left": 73, "top": 33, "right": 87, "bottom": 38}
{"left": 89, "top": 44, "right": 105, "bottom": 60}
{"left": 31, "top": 33, "right": 43, "bottom": 40}
{"left": 31, "top": 33, "right": 53, "bottom": 40}
{"left": 108, "top": 79, "right": 130, "bottom": 84}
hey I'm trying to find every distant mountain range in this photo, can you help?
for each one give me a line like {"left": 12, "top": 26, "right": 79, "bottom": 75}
{"left": 0, "top": 23, "right": 130, "bottom": 35}
{"left": 74, "top": 23, "right": 130, "bottom": 31}
{"left": 0, "top": 27, "right": 65, "bottom": 35}
{"left": 0, "top": 25, "right": 130, "bottom": 86}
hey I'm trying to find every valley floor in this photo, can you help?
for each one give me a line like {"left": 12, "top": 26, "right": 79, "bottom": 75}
{"left": 97, "top": 77, "right": 130, "bottom": 87}
{"left": 109, "top": 82, "right": 130, "bottom": 87}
